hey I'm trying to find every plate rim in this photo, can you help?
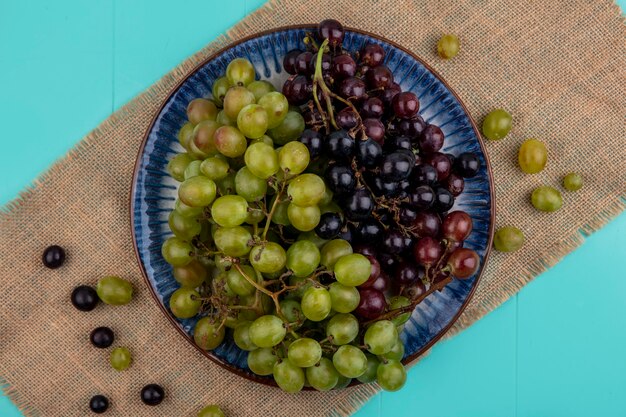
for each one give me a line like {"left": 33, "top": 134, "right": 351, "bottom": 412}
{"left": 130, "top": 24, "right": 496, "bottom": 388}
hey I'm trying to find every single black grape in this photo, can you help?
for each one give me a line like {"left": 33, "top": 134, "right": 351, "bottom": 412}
{"left": 361, "top": 97, "right": 384, "bottom": 118}
{"left": 353, "top": 219, "right": 384, "bottom": 243}
{"left": 71, "top": 285, "right": 99, "bottom": 312}
{"left": 299, "top": 129, "right": 323, "bottom": 159}
{"left": 389, "top": 116, "right": 426, "bottom": 140}
{"left": 294, "top": 51, "right": 314, "bottom": 75}
{"left": 338, "top": 77, "right": 367, "bottom": 102}
{"left": 360, "top": 43, "right": 385, "bottom": 67}
{"left": 326, "top": 130, "right": 355, "bottom": 160}
{"left": 409, "top": 185, "right": 435, "bottom": 210}
{"left": 353, "top": 243, "right": 377, "bottom": 257}
{"left": 363, "top": 118, "right": 385, "bottom": 143}
{"left": 365, "top": 65, "right": 393, "bottom": 89}
{"left": 378, "top": 252, "right": 399, "bottom": 272}
{"left": 392, "top": 92, "right": 420, "bottom": 118}
{"left": 325, "top": 165, "right": 356, "bottom": 195}
{"left": 315, "top": 212, "right": 343, "bottom": 239}
{"left": 283, "top": 49, "right": 303, "bottom": 75}
{"left": 395, "top": 260, "right": 423, "bottom": 285}
{"left": 367, "top": 174, "right": 398, "bottom": 197}
{"left": 89, "top": 395, "right": 109, "bottom": 414}
{"left": 453, "top": 152, "right": 481, "bottom": 177}
{"left": 141, "top": 384, "right": 165, "bottom": 406}
{"left": 331, "top": 54, "right": 356, "bottom": 80}
{"left": 398, "top": 204, "right": 418, "bottom": 225}
{"left": 318, "top": 19, "right": 345, "bottom": 47}
{"left": 378, "top": 82, "right": 401, "bottom": 107}
{"left": 383, "top": 136, "right": 412, "bottom": 152}
{"left": 382, "top": 229, "right": 408, "bottom": 254}
{"left": 343, "top": 188, "right": 374, "bottom": 221}
{"left": 411, "top": 163, "right": 438, "bottom": 186}
{"left": 380, "top": 151, "right": 415, "bottom": 181}
{"left": 356, "top": 137, "right": 383, "bottom": 169}
{"left": 42, "top": 245, "right": 65, "bottom": 269}
{"left": 419, "top": 124, "right": 445, "bottom": 153}
{"left": 396, "top": 179, "right": 411, "bottom": 199}
{"left": 433, "top": 187, "right": 455, "bottom": 212}
{"left": 90, "top": 327, "right": 114, "bottom": 349}
{"left": 425, "top": 152, "right": 452, "bottom": 181}
{"left": 336, "top": 107, "right": 357, "bottom": 129}
{"left": 446, "top": 173, "right": 465, "bottom": 196}
{"left": 282, "top": 74, "right": 312, "bottom": 105}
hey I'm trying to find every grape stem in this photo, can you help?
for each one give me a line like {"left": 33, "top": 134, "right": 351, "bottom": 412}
{"left": 362, "top": 275, "right": 454, "bottom": 326}
{"left": 261, "top": 178, "right": 287, "bottom": 241}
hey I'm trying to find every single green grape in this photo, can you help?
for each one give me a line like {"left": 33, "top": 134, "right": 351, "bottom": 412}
{"left": 258, "top": 91, "right": 289, "bottom": 129}
{"left": 249, "top": 315, "right": 286, "bottom": 348}
{"left": 169, "top": 287, "right": 201, "bottom": 319}
{"left": 178, "top": 176, "right": 217, "bottom": 207}
{"left": 237, "top": 104, "right": 269, "bottom": 139}
{"left": 357, "top": 353, "right": 380, "bottom": 383}
{"left": 184, "top": 160, "right": 203, "bottom": 179}
{"left": 216, "top": 109, "right": 236, "bottom": 127}
{"left": 175, "top": 198, "right": 203, "bottom": 218}
{"left": 268, "top": 110, "right": 305, "bottom": 145}
{"left": 244, "top": 142, "right": 279, "bottom": 179}
{"left": 377, "top": 359, "right": 407, "bottom": 392}
{"left": 494, "top": 226, "right": 525, "bottom": 252}
{"left": 531, "top": 186, "right": 563, "bottom": 212}
{"left": 226, "top": 57, "right": 256, "bottom": 86}
{"left": 273, "top": 358, "right": 305, "bottom": 393}
{"left": 213, "top": 226, "right": 252, "bottom": 257}
{"left": 110, "top": 347, "right": 132, "bottom": 371}
{"left": 233, "top": 320, "right": 258, "bottom": 351}
{"left": 225, "top": 265, "right": 256, "bottom": 296}
{"left": 333, "top": 253, "right": 371, "bottom": 286}
{"left": 200, "top": 157, "right": 230, "bottom": 181}
{"left": 190, "top": 120, "right": 220, "bottom": 158}
{"left": 173, "top": 260, "right": 207, "bottom": 288}
{"left": 178, "top": 122, "right": 195, "bottom": 150}
{"left": 287, "top": 337, "right": 322, "bottom": 368}
{"left": 306, "top": 357, "right": 339, "bottom": 392}
{"left": 301, "top": 287, "right": 332, "bottom": 322}
{"left": 216, "top": 172, "right": 236, "bottom": 196}
{"left": 161, "top": 237, "right": 193, "bottom": 266}
{"left": 287, "top": 174, "right": 326, "bottom": 206}
{"left": 211, "top": 76, "right": 232, "bottom": 106}
{"left": 482, "top": 109, "right": 512, "bottom": 140}
{"left": 223, "top": 86, "right": 256, "bottom": 120}
{"left": 187, "top": 98, "right": 218, "bottom": 124}
{"left": 278, "top": 141, "right": 310, "bottom": 176}
{"left": 212, "top": 125, "right": 247, "bottom": 158}
{"left": 332, "top": 345, "right": 368, "bottom": 378}
{"left": 318, "top": 186, "right": 334, "bottom": 206}
{"left": 247, "top": 347, "right": 278, "bottom": 376}
{"left": 563, "top": 172, "right": 583, "bottom": 191}
{"left": 364, "top": 320, "right": 398, "bottom": 355}
{"left": 245, "top": 204, "right": 265, "bottom": 225}
{"left": 198, "top": 404, "right": 225, "bottom": 417}
{"left": 167, "top": 153, "right": 194, "bottom": 182}
{"left": 251, "top": 134, "right": 273, "bottom": 146}
{"left": 286, "top": 240, "right": 320, "bottom": 277}
{"left": 388, "top": 296, "right": 411, "bottom": 326}
{"left": 168, "top": 209, "right": 201, "bottom": 240}
{"left": 194, "top": 317, "right": 225, "bottom": 350}
{"left": 234, "top": 166, "right": 268, "bottom": 202}
{"left": 518, "top": 138, "right": 547, "bottom": 174}
{"left": 269, "top": 195, "right": 291, "bottom": 225}
{"left": 96, "top": 276, "right": 133, "bottom": 305}
{"left": 287, "top": 203, "right": 321, "bottom": 232}
{"left": 249, "top": 242, "right": 286, "bottom": 273}
{"left": 279, "top": 299, "right": 304, "bottom": 324}
{"left": 211, "top": 195, "right": 249, "bottom": 227}
{"left": 437, "top": 33, "right": 460, "bottom": 59}
{"left": 213, "top": 254, "right": 233, "bottom": 273}
{"left": 334, "top": 375, "right": 352, "bottom": 390}
{"left": 383, "top": 337, "right": 405, "bottom": 361}
{"left": 328, "top": 282, "right": 360, "bottom": 313}
{"left": 320, "top": 239, "right": 353, "bottom": 269}
{"left": 247, "top": 80, "right": 276, "bottom": 101}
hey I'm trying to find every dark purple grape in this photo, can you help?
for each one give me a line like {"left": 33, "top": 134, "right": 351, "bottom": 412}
{"left": 367, "top": 174, "right": 398, "bottom": 197}
{"left": 363, "top": 118, "right": 385, "bottom": 143}
{"left": 90, "top": 327, "right": 114, "bottom": 348}
{"left": 309, "top": 53, "right": 332, "bottom": 76}
{"left": 378, "top": 82, "right": 401, "bottom": 107}
{"left": 356, "top": 137, "right": 383, "bottom": 169}
{"left": 355, "top": 288, "right": 386, "bottom": 319}
{"left": 282, "top": 75, "right": 311, "bottom": 105}
{"left": 425, "top": 152, "right": 452, "bottom": 181}
{"left": 283, "top": 49, "right": 303, "bottom": 75}
{"left": 361, "top": 97, "right": 384, "bottom": 118}
{"left": 380, "top": 151, "right": 415, "bottom": 181}
{"left": 419, "top": 124, "right": 445, "bottom": 153}
{"left": 442, "top": 211, "right": 472, "bottom": 242}
{"left": 325, "top": 130, "right": 354, "bottom": 160}
{"left": 363, "top": 255, "right": 381, "bottom": 281}
{"left": 42, "top": 245, "right": 65, "bottom": 269}
{"left": 411, "top": 163, "right": 438, "bottom": 186}
{"left": 378, "top": 252, "right": 399, "bottom": 272}
{"left": 295, "top": 52, "right": 314, "bottom": 75}
{"left": 453, "top": 152, "right": 481, "bottom": 178}
{"left": 397, "top": 179, "right": 411, "bottom": 199}
{"left": 353, "top": 244, "right": 377, "bottom": 257}
{"left": 413, "top": 236, "right": 443, "bottom": 266}
{"left": 412, "top": 211, "right": 441, "bottom": 238}
{"left": 325, "top": 165, "right": 356, "bottom": 195}
{"left": 336, "top": 107, "right": 358, "bottom": 129}
{"left": 360, "top": 43, "right": 385, "bottom": 67}
{"left": 141, "top": 384, "right": 165, "bottom": 406}
{"left": 361, "top": 270, "right": 389, "bottom": 293}
{"left": 331, "top": 54, "right": 356, "bottom": 80}
{"left": 365, "top": 65, "right": 393, "bottom": 89}
{"left": 89, "top": 395, "right": 109, "bottom": 414}
{"left": 299, "top": 129, "right": 323, "bottom": 159}
{"left": 408, "top": 185, "right": 435, "bottom": 210}
{"left": 384, "top": 136, "right": 412, "bottom": 152}
{"left": 343, "top": 188, "right": 374, "bottom": 221}
{"left": 353, "top": 219, "right": 383, "bottom": 242}
{"left": 71, "top": 285, "right": 99, "bottom": 312}
{"left": 398, "top": 204, "right": 418, "bottom": 225}
{"left": 389, "top": 115, "right": 426, "bottom": 140}
{"left": 447, "top": 248, "right": 479, "bottom": 279}
{"left": 338, "top": 77, "right": 367, "bottom": 102}
{"left": 315, "top": 212, "right": 343, "bottom": 239}
{"left": 318, "top": 19, "right": 345, "bottom": 47}
{"left": 395, "top": 261, "right": 423, "bottom": 285}
{"left": 392, "top": 92, "right": 420, "bottom": 118}
{"left": 433, "top": 187, "right": 455, "bottom": 212}
{"left": 382, "top": 229, "right": 407, "bottom": 254}
{"left": 446, "top": 173, "right": 465, "bottom": 196}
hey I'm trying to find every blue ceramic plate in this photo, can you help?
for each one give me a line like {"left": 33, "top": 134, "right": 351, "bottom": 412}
{"left": 131, "top": 25, "right": 494, "bottom": 386}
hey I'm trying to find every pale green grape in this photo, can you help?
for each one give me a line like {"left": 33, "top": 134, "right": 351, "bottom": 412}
{"left": 200, "top": 157, "right": 230, "bottom": 181}
{"left": 249, "top": 242, "right": 286, "bottom": 273}
{"left": 216, "top": 172, "right": 236, "bottom": 196}
{"left": 333, "top": 253, "right": 371, "bottom": 286}
{"left": 110, "top": 347, "right": 132, "bottom": 371}
{"left": 287, "top": 337, "right": 322, "bottom": 368}
{"left": 279, "top": 299, "right": 304, "bottom": 324}
{"left": 216, "top": 109, "right": 236, "bottom": 127}
{"left": 223, "top": 86, "right": 255, "bottom": 120}
{"left": 226, "top": 57, "right": 256, "bottom": 86}
{"left": 326, "top": 313, "right": 359, "bottom": 345}
{"left": 563, "top": 172, "right": 583, "bottom": 191}
{"left": 250, "top": 134, "right": 273, "bottom": 146}
{"left": 247, "top": 80, "right": 276, "bottom": 101}
{"left": 213, "top": 125, "right": 247, "bottom": 158}
{"left": 306, "top": 357, "right": 339, "bottom": 392}
{"left": 249, "top": 315, "right": 286, "bottom": 348}
{"left": 162, "top": 237, "right": 193, "bottom": 267}
{"left": 332, "top": 345, "right": 367, "bottom": 378}
{"left": 187, "top": 98, "right": 218, "bottom": 124}
{"left": 96, "top": 276, "right": 133, "bottom": 305}
{"left": 190, "top": 120, "right": 220, "bottom": 158}
{"left": 301, "top": 287, "right": 332, "bottom": 322}
{"left": 287, "top": 204, "right": 321, "bottom": 232}
{"left": 247, "top": 347, "right": 278, "bottom": 376}
{"left": 320, "top": 239, "right": 353, "bottom": 269}
{"left": 328, "top": 282, "right": 360, "bottom": 313}
{"left": 168, "top": 209, "right": 201, "bottom": 240}
{"left": 357, "top": 353, "right": 380, "bottom": 383}
{"left": 173, "top": 260, "right": 207, "bottom": 288}
{"left": 244, "top": 142, "right": 279, "bottom": 179}
{"left": 237, "top": 104, "right": 269, "bottom": 139}
{"left": 167, "top": 153, "right": 194, "bottom": 182}
{"left": 268, "top": 110, "right": 305, "bottom": 145}
{"left": 364, "top": 320, "right": 397, "bottom": 355}
{"left": 169, "top": 287, "right": 201, "bottom": 319}
{"left": 377, "top": 360, "right": 407, "bottom": 392}
{"left": 184, "top": 160, "right": 202, "bottom": 179}
{"left": 278, "top": 141, "right": 310, "bottom": 175}
{"left": 482, "top": 109, "right": 512, "bottom": 141}
{"left": 198, "top": 404, "right": 225, "bottom": 417}
{"left": 531, "top": 186, "right": 563, "bottom": 212}
{"left": 194, "top": 317, "right": 225, "bottom": 350}
{"left": 383, "top": 337, "right": 405, "bottom": 361}
{"left": 258, "top": 91, "right": 289, "bottom": 129}
{"left": 211, "top": 195, "right": 248, "bottom": 227}
{"left": 225, "top": 265, "right": 256, "bottom": 296}
{"left": 211, "top": 76, "right": 232, "bottom": 106}
{"left": 388, "top": 296, "right": 411, "bottom": 326}
{"left": 213, "top": 226, "right": 252, "bottom": 257}
{"left": 178, "top": 176, "right": 217, "bottom": 207}
{"left": 286, "top": 240, "right": 320, "bottom": 277}
{"left": 233, "top": 320, "right": 258, "bottom": 351}
{"left": 334, "top": 375, "right": 352, "bottom": 389}
{"left": 235, "top": 166, "right": 268, "bottom": 202}
{"left": 245, "top": 203, "right": 265, "bottom": 225}
{"left": 178, "top": 122, "right": 195, "bottom": 150}
{"left": 287, "top": 174, "right": 326, "bottom": 206}
{"left": 273, "top": 359, "right": 305, "bottom": 393}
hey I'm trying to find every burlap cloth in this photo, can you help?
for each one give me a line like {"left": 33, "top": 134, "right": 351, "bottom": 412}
{"left": 1, "top": 0, "right": 624, "bottom": 416}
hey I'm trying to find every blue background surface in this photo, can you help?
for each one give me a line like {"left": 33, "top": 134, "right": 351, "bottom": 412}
{"left": 0, "top": 1, "right": 624, "bottom": 416}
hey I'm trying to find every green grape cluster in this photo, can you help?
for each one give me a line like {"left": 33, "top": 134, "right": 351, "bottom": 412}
{"left": 162, "top": 57, "right": 408, "bottom": 393}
